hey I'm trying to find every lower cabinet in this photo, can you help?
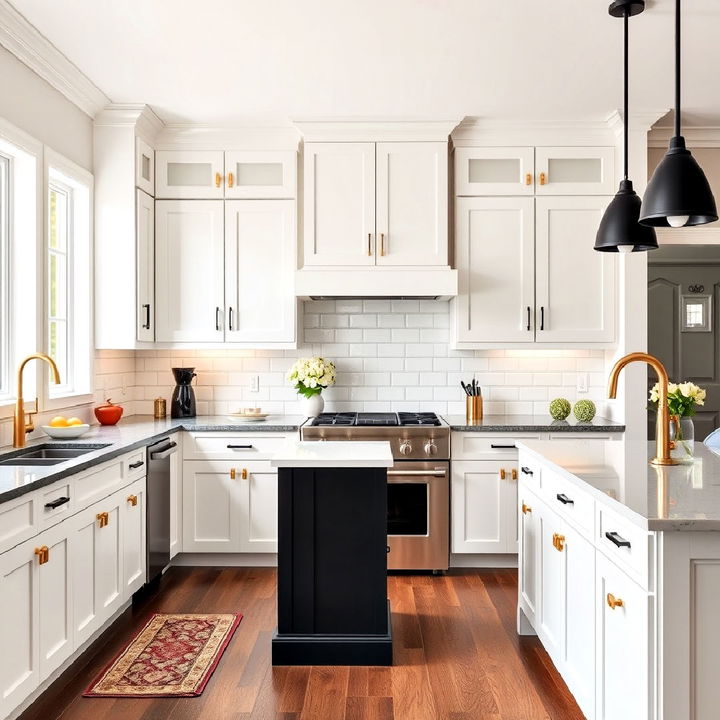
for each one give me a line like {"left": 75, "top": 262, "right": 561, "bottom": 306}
{"left": 518, "top": 489, "right": 539, "bottom": 625}
{"left": 182, "top": 460, "right": 278, "bottom": 553}
{"left": 122, "top": 479, "right": 147, "bottom": 597}
{"left": 451, "top": 460, "right": 518, "bottom": 554}
{"left": 169, "top": 442, "right": 182, "bottom": 558}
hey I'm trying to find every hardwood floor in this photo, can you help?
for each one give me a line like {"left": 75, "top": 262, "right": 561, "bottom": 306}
{"left": 20, "top": 568, "right": 583, "bottom": 720}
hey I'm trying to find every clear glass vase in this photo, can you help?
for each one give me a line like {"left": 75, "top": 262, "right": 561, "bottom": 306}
{"left": 669, "top": 415, "right": 695, "bottom": 460}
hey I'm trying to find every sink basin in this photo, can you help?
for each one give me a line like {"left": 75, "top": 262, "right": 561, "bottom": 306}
{"left": 0, "top": 443, "right": 110, "bottom": 467}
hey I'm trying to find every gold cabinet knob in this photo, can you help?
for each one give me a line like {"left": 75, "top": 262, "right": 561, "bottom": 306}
{"left": 512, "top": 468, "right": 518, "bottom": 481}
{"left": 241, "top": 468, "right": 248, "bottom": 480}
{"left": 215, "top": 172, "right": 223, "bottom": 188}
{"left": 380, "top": 233, "right": 386, "bottom": 256}
{"left": 539, "top": 172, "right": 547, "bottom": 186}
{"left": 552, "top": 532, "right": 565, "bottom": 551}
{"left": 525, "top": 172, "right": 532, "bottom": 186}
{"left": 230, "top": 468, "right": 236, "bottom": 480}
{"left": 96, "top": 511, "right": 109, "bottom": 528}
{"left": 367, "top": 233, "right": 372, "bottom": 256}
{"left": 522, "top": 502, "right": 532, "bottom": 514}
{"left": 607, "top": 593, "right": 624, "bottom": 609}
{"left": 500, "top": 468, "right": 506, "bottom": 480}
{"left": 127, "top": 494, "right": 138, "bottom": 507}
{"left": 227, "top": 172, "right": 234, "bottom": 188}
{"left": 34, "top": 546, "right": 49, "bottom": 564}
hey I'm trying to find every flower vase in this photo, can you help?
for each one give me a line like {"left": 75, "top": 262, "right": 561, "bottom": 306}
{"left": 669, "top": 415, "right": 695, "bottom": 460}
{"left": 300, "top": 393, "right": 324, "bottom": 418}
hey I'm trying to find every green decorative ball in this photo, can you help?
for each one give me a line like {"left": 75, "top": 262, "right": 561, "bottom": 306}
{"left": 573, "top": 399, "right": 596, "bottom": 422}
{"left": 549, "top": 398, "right": 572, "bottom": 421}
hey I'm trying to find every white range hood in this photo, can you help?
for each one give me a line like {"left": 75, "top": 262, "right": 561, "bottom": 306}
{"left": 294, "top": 267, "right": 458, "bottom": 300}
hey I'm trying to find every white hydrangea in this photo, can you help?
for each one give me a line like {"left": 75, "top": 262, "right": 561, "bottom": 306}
{"left": 287, "top": 357, "right": 336, "bottom": 397}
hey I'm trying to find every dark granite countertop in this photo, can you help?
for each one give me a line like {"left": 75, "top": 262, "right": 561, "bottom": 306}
{"left": 0, "top": 415, "right": 305, "bottom": 504}
{"left": 442, "top": 414, "right": 625, "bottom": 433}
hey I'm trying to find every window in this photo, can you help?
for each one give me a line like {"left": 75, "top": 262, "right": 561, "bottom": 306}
{"left": 681, "top": 294, "right": 712, "bottom": 333}
{"left": 0, "top": 153, "right": 9, "bottom": 398}
{"left": 46, "top": 155, "right": 92, "bottom": 402}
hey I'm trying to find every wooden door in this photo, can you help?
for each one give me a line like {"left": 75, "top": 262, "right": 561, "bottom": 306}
{"left": 224, "top": 200, "right": 296, "bottom": 343}
{"left": 375, "top": 142, "right": 448, "bottom": 266}
{"left": 303, "top": 142, "right": 376, "bottom": 266}
{"left": 155, "top": 200, "right": 225, "bottom": 342}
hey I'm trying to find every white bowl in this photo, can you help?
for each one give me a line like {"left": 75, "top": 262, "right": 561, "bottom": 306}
{"left": 41, "top": 424, "right": 91, "bottom": 439}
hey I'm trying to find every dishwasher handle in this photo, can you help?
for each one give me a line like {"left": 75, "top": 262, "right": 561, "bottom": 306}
{"left": 150, "top": 440, "right": 178, "bottom": 460}
{"left": 386, "top": 469, "right": 447, "bottom": 477}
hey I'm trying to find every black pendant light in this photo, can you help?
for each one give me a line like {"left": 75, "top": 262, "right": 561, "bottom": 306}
{"left": 639, "top": 0, "right": 717, "bottom": 227}
{"left": 595, "top": 0, "right": 658, "bottom": 252}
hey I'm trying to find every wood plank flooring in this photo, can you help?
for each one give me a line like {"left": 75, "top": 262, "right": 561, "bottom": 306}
{"left": 20, "top": 568, "right": 583, "bottom": 720}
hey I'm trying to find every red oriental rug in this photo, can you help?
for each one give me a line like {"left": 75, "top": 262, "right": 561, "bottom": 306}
{"left": 83, "top": 613, "right": 242, "bottom": 698}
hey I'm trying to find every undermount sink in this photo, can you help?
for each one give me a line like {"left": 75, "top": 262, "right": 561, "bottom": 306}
{"left": 0, "top": 443, "right": 110, "bottom": 467}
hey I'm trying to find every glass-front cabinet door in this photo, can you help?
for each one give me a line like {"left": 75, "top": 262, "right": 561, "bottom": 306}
{"left": 155, "top": 150, "right": 225, "bottom": 199}
{"left": 225, "top": 151, "right": 296, "bottom": 199}
{"left": 455, "top": 147, "right": 535, "bottom": 196}
{"left": 535, "top": 146, "right": 615, "bottom": 195}
{"left": 135, "top": 137, "right": 154, "bottom": 196}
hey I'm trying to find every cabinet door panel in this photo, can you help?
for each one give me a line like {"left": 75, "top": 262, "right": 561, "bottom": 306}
{"left": 454, "top": 197, "right": 535, "bottom": 344}
{"left": 225, "top": 200, "right": 295, "bottom": 343}
{"left": 376, "top": 142, "right": 448, "bottom": 266}
{"left": 536, "top": 147, "right": 615, "bottom": 195}
{"left": 170, "top": 445, "right": 182, "bottom": 558}
{"left": 156, "top": 150, "right": 224, "bottom": 199}
{"left": 518, "top": 488, "right": 539, "bottom": 622}
{"left": 455, "top": 146, "right": 535, "bottom": 196}
{"left": 241, "top": 466, "right": 278, "bottom": 553}
{"left": 155, "top": 200, "right": 225, "bottom": 342}
{"left": 0, "top": 541, "right": 38, "bottom": 718}
{"left": 72, "top": 510, "right": 98, "bottom": 644}
{"left": 182, "top": 461, "right": 242, "bottom": 552}
{"left": 225, "top": 151, "right": 296, "bottom": 199}
{"left": 136, "top": 189, "right": 155, "bottom": 341}
{"left": 96, "top": 503, "right": 122, "bottom": 619}
{"left": 536, "top": 196, "right": 615, "bottom": 343}
{"left": 538, "top": 507, "right": 565, "bottom": 664}
{"left": 122, "top": 480, "right": 146, "bottom": 596}
{"left": 303, "top": 142, "right": 375, "bottom": 266}
{"left": 136, "top": 136, "right": 155, "bottom": 196}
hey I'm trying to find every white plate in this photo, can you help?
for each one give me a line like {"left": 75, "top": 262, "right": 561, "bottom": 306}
{"left": 41, "top": 424, "right": 91, "bottom": 439}
{"left": 226, "top": 415, "right": 267, "bottom": 423}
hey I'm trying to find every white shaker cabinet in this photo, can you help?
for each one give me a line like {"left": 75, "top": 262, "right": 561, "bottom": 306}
{"left": 225, "top": 150, "right": 296, "bottom": 199}
{"left": 121, "top": 479, "right": 147, "bottom": 597}
{"left": 136, "top": 189, "right": 155, "bottom": 342}
{"left": 135, "top": 136, "right": 155, "bottom": 196}
{"left": 156, "top": 150, "right": 225, "bottom": 199}
{"left": 170, "top": 441, "right": 182, "bottom": 558}
{"left": 535, "top": 196, "right": 615, "bottom": 343}
{"left": 455, "top": 146, "right": 535, "bottom": 196}
{"left": 518, "top": 490, "right": 539, "bottom": 626}
{"left": 375, "top": 142, "right": 448, "bottom": 266}
{"left": 303, "top": 142, "right": 376, "bottom": 266}
{"left": 239, "top": 464, "right": 278, "bottom": 553}
{"left": 224, "top": 200, "right": 296, "bottom": 343}
{"left": 155, "top": 200, "right": 225, "bottom": 342}
{"left": 535, "top": 146, "right": 615, "bottom": 196}
{"left": 454, "top": 197, "right": 535, "bottom": 344}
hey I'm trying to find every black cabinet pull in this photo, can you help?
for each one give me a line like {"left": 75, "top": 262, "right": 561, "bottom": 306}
{"left": 386, "top": 545, "right": 391, "bottom": 554}
{"left": 129, "top": 460, "right": 144, "bottom": 469}
{"left": 44, "top": 496, "right": 70, "bottom": 509}
{"left": 142, "top": 303, "right": 151, "bottom": 330}
{"left": 215, "top": 307, "right": 221, "bottom": 331}
{"left": 227, "top": 444, "right": 254, "bottom": 449}
{"left": 556, "top": 493, "right": 574, "bottom": 505}
{"left": 521, "top": 466, "right": 533, "bottom": 476}
{"left": 526, "top": 306, "right": 531, "bottom": 332}
{"left": 605, "top": 531, "right": 631, "bottom": 548}
{"left": 228, "top": 307, "right": 234, "bottom": 331}
{"left": 491, "top": 444, "right": 516, "bottom": 449}
{"left": 540, "top": 306, "right": 545, "bottom": 331}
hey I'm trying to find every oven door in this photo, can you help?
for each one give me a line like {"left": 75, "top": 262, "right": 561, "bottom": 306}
{"left": 386, "top": 461, "right": 449, "bottom": 571}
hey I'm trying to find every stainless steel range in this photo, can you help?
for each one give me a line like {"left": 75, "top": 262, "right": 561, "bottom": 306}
{"left": 302, "top": 412, "right": 449, "bottom": 572}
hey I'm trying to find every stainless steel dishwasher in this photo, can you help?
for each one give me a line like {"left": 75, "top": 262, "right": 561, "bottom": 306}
{"left": 146, "top": 437, "right": 179, "bottom": 583}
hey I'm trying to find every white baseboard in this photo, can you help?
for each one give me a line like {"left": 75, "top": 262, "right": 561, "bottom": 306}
{"left": 171, "top": 552, "right": 279, "bottom": 567}
{"left": 450, "top": 553, "right": 518, "bottom": 568}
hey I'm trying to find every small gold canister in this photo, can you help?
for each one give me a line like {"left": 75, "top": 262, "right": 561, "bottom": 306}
{"left": 154, "top": 397, "right": 167, "bottom": 419}
{"left": 466, "top": 395, "right": 483, "bottom": 423}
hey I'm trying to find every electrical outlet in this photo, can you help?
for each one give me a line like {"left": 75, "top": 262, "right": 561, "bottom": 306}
{"left": 577, "top": 372, "right": 589, "bottom": 394}
{"left": 250, "top": 375, "right": 260, "bottom": 393}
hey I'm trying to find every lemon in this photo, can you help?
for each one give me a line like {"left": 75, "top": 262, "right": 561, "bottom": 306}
{"left": 49, "top": 416, "right": 69, "bottom": 428}
{"left": 67, "top": 417, "right": 84, "bottom": 426}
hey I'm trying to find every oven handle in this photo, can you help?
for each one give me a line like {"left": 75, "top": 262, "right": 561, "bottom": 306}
{"left": 386, "top": 470, "right": 447, "bottom": 477}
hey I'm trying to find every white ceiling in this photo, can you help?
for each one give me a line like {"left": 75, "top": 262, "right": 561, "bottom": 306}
{"left": 7, "top": 0, "right": 720, "bottom": 125}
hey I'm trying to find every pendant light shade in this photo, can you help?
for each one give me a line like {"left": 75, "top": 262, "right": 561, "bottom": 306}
{"left": 595, "top": 0, "right": 658, "bottom": 252}
{"left": 639, "top": 0, "right": 718, "bottom": 227}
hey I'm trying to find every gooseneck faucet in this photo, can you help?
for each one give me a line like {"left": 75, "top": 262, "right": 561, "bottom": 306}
{"left": 13, "top": 353, "right": 61, "bottom": 448}
{"left": 607, "top": 352, "right": 678, "bottom": 466}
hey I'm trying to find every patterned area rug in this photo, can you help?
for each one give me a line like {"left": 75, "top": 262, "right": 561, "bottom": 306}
{"left": 84, "top": 613, "right": 242, "bottom": 698}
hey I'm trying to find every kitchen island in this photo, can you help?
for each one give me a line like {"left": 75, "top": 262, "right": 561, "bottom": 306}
{"left": 515, "top": 438, "right": 720, "bottom": 720}
{"left": 270, "top": 440, "right": 394, "bottom": 666}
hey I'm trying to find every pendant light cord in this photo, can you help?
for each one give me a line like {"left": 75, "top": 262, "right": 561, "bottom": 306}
{"left": 624, "top": 8, "right": 629, "bottom": 180}
{"left": 675, "top": 0, "right": 681, "bottom": 137}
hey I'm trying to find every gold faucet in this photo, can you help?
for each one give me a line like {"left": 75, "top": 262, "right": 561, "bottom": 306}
{"left": 13, "top": 353, "right": 61, "bottom": 448}
{"left": 607, "top": 351, "right": 678, "bottom": 466}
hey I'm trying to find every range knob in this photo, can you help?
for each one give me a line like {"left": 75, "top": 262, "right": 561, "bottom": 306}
{"left": 424, "top": 440, "right": 438, "bottom": 456}
{"left": 399, "top": 440, "right": 413, "bottom": 456}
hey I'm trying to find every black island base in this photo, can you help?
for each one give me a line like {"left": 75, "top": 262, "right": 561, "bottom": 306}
{"left": 271, "top": 465, "right": 392, "bottom": 666}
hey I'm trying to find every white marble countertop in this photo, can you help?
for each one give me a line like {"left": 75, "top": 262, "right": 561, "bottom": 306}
{"left": 271, "top": 441, "right": 394, "bottom": 468}
{"left": 517, "top": 438, "right": 720, "bottom": 531}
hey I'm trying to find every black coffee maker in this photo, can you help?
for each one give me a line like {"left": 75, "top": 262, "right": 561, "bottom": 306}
{"left": 171, "top": 367, "right": 197, "bottom": 418}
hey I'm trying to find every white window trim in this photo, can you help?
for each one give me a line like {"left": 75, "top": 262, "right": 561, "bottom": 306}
{"left": 42, "top": 147, "right": 94, "bottom": 411}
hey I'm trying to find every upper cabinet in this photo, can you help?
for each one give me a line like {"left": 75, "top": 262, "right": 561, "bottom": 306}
{"left": 135, "top": 137, "right": 155, "bottom": 195}
{"left": 136, "top": 190, "right": 155, "bottom": 342}
{"left": 225, "top": 151, "right": 296, "bottom": 199}
{"left": 302, "top": 141, "right": 449, "bottom": 268}
{"left": 455, "top": 146, "right": 615, "bottom": 196}
{"left": 156, "top": 151, "right": 225, "bottom": 199}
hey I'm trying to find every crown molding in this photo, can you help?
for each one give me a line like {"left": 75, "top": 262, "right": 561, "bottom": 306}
{"left": 0, "top": 0, "right": 109, "bottom": 117}
{"left": 648, "top": 125, "right": 720, "bottom": 148}
{"left": 605, "top": 109, "right": 670, "bottom": 141}
{"left": 94, "top": 103, "right": 165, "bottom": 142}
{"left": 293, "top": 118, "right": 462, "bottom": 142}
{"left": 154, "top": 123, "right": 301, "bottom": 150}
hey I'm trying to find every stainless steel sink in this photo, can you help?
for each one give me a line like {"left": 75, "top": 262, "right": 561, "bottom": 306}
{"left": 0, "top": 443, "right": 110, "bottom": 467}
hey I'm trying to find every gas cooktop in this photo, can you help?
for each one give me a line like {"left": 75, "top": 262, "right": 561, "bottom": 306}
{"left": 309, "top": 412, "right": 441, "bottom": 427}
